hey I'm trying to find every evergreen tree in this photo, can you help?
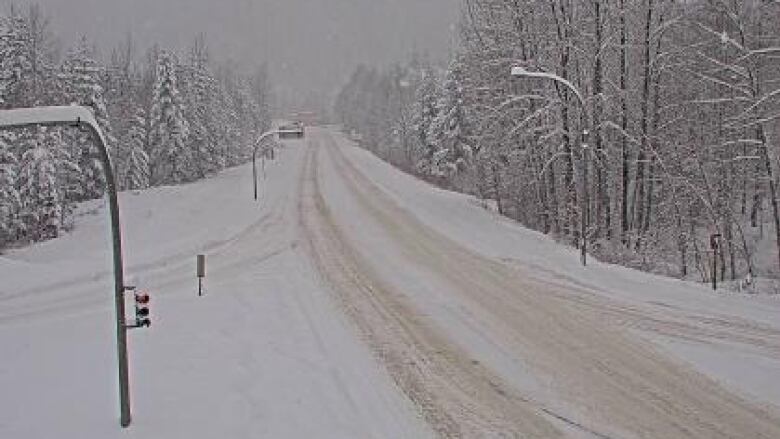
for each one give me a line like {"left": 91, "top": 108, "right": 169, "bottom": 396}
{"left": 250, "top": 63, "right": 273, "bottom": 135}
{"left": 124, "top": 108, "right": 150, "bottom": 190}
{"left": 105, "top": 34, "right": 141, "bottom": 188}
{"left": 58, "top": 37, "right": 113, "bottom": 200}
{"left": 428, "top": 58, "right": 473, "bottom": 177}
{"left": 148, "top": 50, "right": 190, "bottom": 184}
{"left": 0, "top": 6, "right": 57, "bottom": 108}
{"left": 222, "top": 67, "right": 257, "bottom": 166}
{"left": 0, "top": 13, "right": 28, "bottom": 107}
{"left": 17, "top": 129, "right": 64, "bottom": 241}
{"left": 0, "top": 10, "right": 276, "bottom": 251}
{"left": 0, "top": 133, "right": 21, "bottom": 245}
{"left": 412, "top": 67, "right": 440, "bottom": 175}
{"left": 182, "top": 35, "right": 220, "bottom": 178}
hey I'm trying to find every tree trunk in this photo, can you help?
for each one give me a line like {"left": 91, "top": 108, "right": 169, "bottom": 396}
{"left": 619, "top": 0, "right": 630, "bottom": 246}
{"left": 758, "top": 125, "right": 780, "bottom": 272}
{"left": 592, "top": 0, "right": 609, "bottom": 240}
{"left": 633, "top": 0, "right": 654, "bottom": 248}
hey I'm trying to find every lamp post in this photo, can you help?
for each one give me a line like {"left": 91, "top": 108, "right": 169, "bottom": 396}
{"left": 511, "top": 67, "right": 590, "bottom": 266}
{"left": 0, "top": 106, "right": 133, "bottom": 427}
{"left": 252, "top": 130, "right": 280, "bottom": 201}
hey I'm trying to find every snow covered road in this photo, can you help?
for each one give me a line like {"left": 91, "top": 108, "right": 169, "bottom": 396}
{"left": 307, "top": 129, "right": 780, "bottom": 438}
{"left": 2, "top": 127, "right": 780, "bottom": 438}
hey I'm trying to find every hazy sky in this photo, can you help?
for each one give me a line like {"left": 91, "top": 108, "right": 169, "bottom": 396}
{"left": 7, "top": 0, "right": 459, "bottom": 111}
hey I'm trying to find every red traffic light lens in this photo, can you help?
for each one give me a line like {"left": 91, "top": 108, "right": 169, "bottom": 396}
{"left": 135, "top": 293, "right": 150, "bottom": 304}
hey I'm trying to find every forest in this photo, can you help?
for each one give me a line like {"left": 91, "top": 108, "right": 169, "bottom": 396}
{"left": 334, "top": 0, "right": 780, "bottom": 287}
{"left": 0, "top": 5, "right": 272, "bottom": 249}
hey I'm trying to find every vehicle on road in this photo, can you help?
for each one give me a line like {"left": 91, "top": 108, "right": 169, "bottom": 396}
{"left": 278, "top": 121, "right": 305, "bottom": 139}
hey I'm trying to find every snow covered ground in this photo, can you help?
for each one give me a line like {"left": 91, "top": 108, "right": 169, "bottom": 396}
{"left": 332, "top": 129, "right": 780, "bottom": 406}
{"left": 1, "top": 127, "right": 779, "bottom": 438}
{"left": 0, "top": 140, "right": 431, "bottom": 439}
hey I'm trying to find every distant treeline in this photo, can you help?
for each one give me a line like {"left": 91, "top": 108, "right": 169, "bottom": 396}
{"left": 0, "top": 5, "right": 273, "bottom": 248}
{"left": 335, "top": 0, "right": 780, "bottom": 283}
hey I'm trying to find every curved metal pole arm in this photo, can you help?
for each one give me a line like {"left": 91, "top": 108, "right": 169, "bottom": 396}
{"left": 253, "top": 130, "right": 279, "bottom": 156}
{"left": 0, "top": 106, "right": 132, "bottom": 427}
{"left": 251, "top": 130, "right": 279, "bottom": 201}
{"left": 511, "top": 67, "right": 586, "bottom": 109}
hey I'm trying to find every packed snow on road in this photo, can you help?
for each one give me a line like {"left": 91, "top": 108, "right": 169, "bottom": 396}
{"left": 1, "top": 128, "right": 779, "bottom": 438}
{"left": 2, "top": 1, "right": 780, "bottom": 438}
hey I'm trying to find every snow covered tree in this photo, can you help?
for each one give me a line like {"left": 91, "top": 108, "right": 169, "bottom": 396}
{"left": 0, "top": 8, "right": 275, "bottom": 251}
{"left": 0, "top": 134, "right": 21, "bottom": 245}
{"left": 105, "top": 34, "right": 142, "bottom": 188}
{"left": 181, "top": 35, "right": 220, "bottom": 178}
{"left": 148, "top": 50, "right": 190, "bottom": 184}
{"left": 428, "top": 58, "right": 474, "bottom": 182}
{"left": 332, "top": 0, "right": 780, "bottom": 281}
{"left": 123, "top": 108, "right": 150, "bottom": 190}
{"left": 412, "top": 67, "right": 441, "bottom": 176}
{"left": 17, "top": 129, "right": 65, "bottom": 241}
{"left": 57, "top": 37, "right": 113, "bottom": 201}
{"left": 250, "top": 63, "right": 273, "bottom": 135}
{"left": 0, "top": 6, "right": 57, "bottom": 108}
{"left": 0, "top": 13, "right": 31, "bottom": 107}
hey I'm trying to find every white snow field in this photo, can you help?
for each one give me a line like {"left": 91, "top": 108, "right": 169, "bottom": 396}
{"left": 2, "top": 127, "right": 780, "bottom": 438}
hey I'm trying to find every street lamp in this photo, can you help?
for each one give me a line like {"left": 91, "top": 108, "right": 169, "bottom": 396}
{"left": 0, "top": 106, "right": 134, "bottom": 427}
{"left": 511, "top": 67, "right": 590, "bottom": 266}
{"left": 252, "top": 129, "right": 280, "bottom": 201}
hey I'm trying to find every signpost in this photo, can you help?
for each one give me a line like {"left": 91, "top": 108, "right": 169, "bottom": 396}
{"left": 710, "top": 233, "right": 721, "bottom": 291}
{"left": 197, "top": 254, "right": 206, "bottom": 296}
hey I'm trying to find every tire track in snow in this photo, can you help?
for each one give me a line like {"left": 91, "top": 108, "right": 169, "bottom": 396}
{"left": 499, "top": 259, "right": 780, "bottom": 358}
{"left": 299, "top": 142, "right": 564, "bottom": 438}
{"left": 320, "top": 129, "right": 780, "bottom": 438}
{"left": 0, "top": 164, "right": 294, "bottom": 324}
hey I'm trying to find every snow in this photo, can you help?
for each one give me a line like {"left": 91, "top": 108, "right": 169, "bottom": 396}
{"left": 0, "top": 106, "right": 95, "bottom": 128}
{"left": 0, "top": 106, "right": 110, "bottom": 160}
{"left": 0, "top": 141, "right": 431, "bottom": 439}
{"left": 0, "top": 106, "right": 102, "bottom": 138}
{"left": 329, "top": 129, "right": 780, "bottom": 408}
{"left": 2, "top": 127, "right": 779, "bottom": 438}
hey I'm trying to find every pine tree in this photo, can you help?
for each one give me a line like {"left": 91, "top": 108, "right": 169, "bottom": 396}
{"left": 182, "top": 36, "right": 220, "bottom": 178}
{"left": 428, "top": 59, "right": 472, "bottom": 178}
{"left": 105, "top": 34, "right": 141, "bottom": 188}
{"left": 148, "top": 50, "right": 190, "bottom": 184}
{"left": 0, "top": 133, "right": 21, "bottom": 245}
{"left": 222, "top": 67, "right": 257, "bottom": 166}
{"left": 124, "top": 108, "right": 150, "bottom": 190}
{"left": 412, "top": 67, "right": 440, "bottom": 175}
{"left": 0, "top": 6, "right": 57, "bottom": 108}
{"left": 58, "top": 37, "right": 114, "bottom": 200}
{"left": 17, "top": 129, "right": 64, "bottom": 241}
{"left": 0, "top": 13, "right": 30, "bottom": 107}
{"left": 250, "top": 63, "right": 273, "bottom": 134}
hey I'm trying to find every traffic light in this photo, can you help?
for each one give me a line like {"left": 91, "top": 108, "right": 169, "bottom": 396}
{"left": 134, "top": 291, "right": 151, "bottom": 328}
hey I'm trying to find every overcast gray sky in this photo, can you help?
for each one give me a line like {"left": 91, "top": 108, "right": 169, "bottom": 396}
{"left": 7, "top": 0, "right": 459, "bottom": 112}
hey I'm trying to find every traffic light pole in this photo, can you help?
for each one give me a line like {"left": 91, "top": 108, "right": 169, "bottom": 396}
{"left": 0, "top": 107, "right": 132, "bottom": 428}
{"left": 89, "top": 121, "right": 132, "bottom": 428}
